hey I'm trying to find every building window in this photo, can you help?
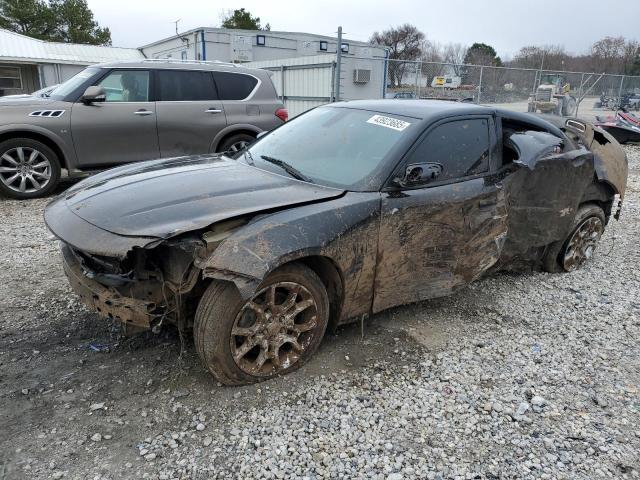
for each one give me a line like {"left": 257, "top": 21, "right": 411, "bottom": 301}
{"left": 319, "top": 41, "right": 328, "bottom": 51}
{"left": 0, "top": 66, "right": 22, "bottom": 89}
{"left": 256, "top": 34, "right": 266, "bottom": 46}
{"left": 181, "top": 50, "right": 187, "bottom": 60}
{"left": 341, "top": 43, "right": 349, "bottom": 53}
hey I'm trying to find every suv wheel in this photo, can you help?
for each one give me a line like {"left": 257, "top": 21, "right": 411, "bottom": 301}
{"left": 217, "top": 133, "right": 255, "bottom": 154}
{"left": 0, "top": 138, "right": 61, "bottom": 199}
{"left": 194, "top": 263, "right": 330, "bottom": 385}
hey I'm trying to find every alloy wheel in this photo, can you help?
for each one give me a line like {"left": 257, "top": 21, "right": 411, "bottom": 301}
{"left": 562, "top": 216, "right": 604, "bottom": 271}
{"left": 0, "top": 147, "right": 52, "bottom": 194}
{"left": 230, "top": 281, "right": 319, "bottom": 377}
{"left": 228, "top": 141, "right": 249, "bottom": 153}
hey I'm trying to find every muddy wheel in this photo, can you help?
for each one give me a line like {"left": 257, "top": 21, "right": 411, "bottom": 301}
{"left": 543, "top": 204, "right": 606, "bottom": 273}
{"left": 217, "top": 133, "right": 255, "bottom": 155}
{"left": 0, "top": 138, "right": 61, "bottom": 199}
{"left": 194, "top": 263, "right": 329, "bottom": 385}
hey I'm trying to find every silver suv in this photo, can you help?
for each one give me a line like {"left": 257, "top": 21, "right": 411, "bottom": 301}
{"left": 0, "top": 60, "right": 286, "bottom": 199}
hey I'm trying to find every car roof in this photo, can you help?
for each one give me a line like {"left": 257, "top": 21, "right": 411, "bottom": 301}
{"left": 328, "top": 99, "right": 565, "bottom": 136}
{"left": 91, "top": 59, "right": 265, "bottom": 76}
{"left": 329, "top": 99, "right": 494, "bottom": 121}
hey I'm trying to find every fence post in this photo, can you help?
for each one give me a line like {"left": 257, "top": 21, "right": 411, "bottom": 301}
{"left": 617, "top": 75, "right": 625, "bottom": 108}
{"left": 575, "top": 72, "right": 585, "bottom": 117}
{"left": 414, "top": 62, "right": 419, "bottom": 97}
{"left": 330, "top": 61, "right": 336, "bottom": 102}
{"left": 477, "top": 66, "right": 483, "bottom": 104}
{"left": 280, "top": 65, "right": 285, "bottom": 102}
{"left": 334, "top": 26, "right": 343, "bottom": 102}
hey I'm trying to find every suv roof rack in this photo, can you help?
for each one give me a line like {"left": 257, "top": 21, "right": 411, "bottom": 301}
{"left": 141, "top": 58, "right": 239, "bottom": 68}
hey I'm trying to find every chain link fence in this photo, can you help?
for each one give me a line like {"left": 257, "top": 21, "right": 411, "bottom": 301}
{"left": 248, "top": 53, "right": 640, "bottom": 120}
{"left": 381, "top": 58, "right": 640, "bottom": 121}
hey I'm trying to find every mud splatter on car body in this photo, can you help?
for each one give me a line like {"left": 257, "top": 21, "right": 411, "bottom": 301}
{"left": 44, "top": 101, "right": 628, "bottom": 334}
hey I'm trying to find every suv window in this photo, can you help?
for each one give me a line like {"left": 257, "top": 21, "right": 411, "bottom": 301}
{"left": 97, "top": 70, "right": 149, "bottom": 102}
{"left": 407, "top": 118, "right": 490, "bottom": 181}
{"left": 213, "top": 72, "right": 258, "bottom": 100}
{"left": 157, "top": 70, "right": 217, "bottom": 101}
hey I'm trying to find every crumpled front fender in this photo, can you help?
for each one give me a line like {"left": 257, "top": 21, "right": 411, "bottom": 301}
{"left": 195, "top": 192, "right": 381, "bottom": 322}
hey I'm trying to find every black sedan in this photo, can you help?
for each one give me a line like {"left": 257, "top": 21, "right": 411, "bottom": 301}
{"left": 44, "top": 100, "right": 628, "bottom": 385}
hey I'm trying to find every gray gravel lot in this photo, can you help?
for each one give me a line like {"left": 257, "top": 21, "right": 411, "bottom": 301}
{"left": 1, "top": 146, "right": 639, "bottom": 480}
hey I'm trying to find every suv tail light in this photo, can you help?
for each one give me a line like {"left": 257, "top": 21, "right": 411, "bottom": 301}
{"left": 275, "top": 108, "right": 288, "bottom": 122}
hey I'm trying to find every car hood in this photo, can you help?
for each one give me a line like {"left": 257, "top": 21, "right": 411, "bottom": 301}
{"left": 48, "top": 155, "right": 345, "bottom": 239}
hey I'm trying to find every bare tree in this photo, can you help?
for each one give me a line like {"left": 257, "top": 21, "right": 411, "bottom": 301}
{"left": 512, "top": 45, "right": 568, "bottom": 70}
{"left": 421, "top": 39, "right": 443, "bottom": 63}
{"left": 441, "top": 43, "right": 468, "bottom": 75}
{"left": 591, "top": 36, "right": 626, "bottom": 73}
{"left": 370, "top": 24, "right": 425, "bottom": 87}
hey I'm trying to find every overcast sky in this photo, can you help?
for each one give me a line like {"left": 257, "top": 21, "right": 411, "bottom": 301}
{"left": 88, "top": 0, "right": 638, "bottom": 58}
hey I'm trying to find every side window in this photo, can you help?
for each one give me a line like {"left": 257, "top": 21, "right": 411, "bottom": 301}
{"left": 213, "top": 72, "right": 258, "bottom": 100}
{"left": 97, "top": 70, "right": 149, "bottom": 102}
{"left": 157, "top": 70, "right": 217, "bottom": 101}
{"left": 408, "top": 118, "right": 490, "bottom": 182}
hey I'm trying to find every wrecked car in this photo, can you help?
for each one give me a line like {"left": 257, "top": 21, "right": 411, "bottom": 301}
{"left": 44, "top": 100, "right": 628, "bottom": 385}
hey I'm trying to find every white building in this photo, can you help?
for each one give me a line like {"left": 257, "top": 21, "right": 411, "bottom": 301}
{"left": 141, "top": 27, "right": 389, "bottom": 116}
{"left": 0, "top": 28, "right": 143, "bottom": 96}
{"left": 140, "top": 27, "right": 386, "bottom": 65}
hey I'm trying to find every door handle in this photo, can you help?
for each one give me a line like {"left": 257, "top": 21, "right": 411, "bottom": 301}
{"left": 205, "top": 108, "right": 223, "bottom": 114}
{"left": 134, "top": 110, "right": 153, "bottom": 116}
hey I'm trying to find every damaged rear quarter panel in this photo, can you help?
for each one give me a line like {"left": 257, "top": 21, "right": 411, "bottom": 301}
{"left": 197, "top": 192, "right": 381, "bottom": 323}
{"left": 499, "top": 132, "right": 596, "bottom": 261}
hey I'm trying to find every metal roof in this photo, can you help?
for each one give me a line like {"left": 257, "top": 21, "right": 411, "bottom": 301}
{"left": 0, "top": 28, "right": 144, "bottom": 65}
{"left": 140, "top": 27, "right": 378, "bottom": 50}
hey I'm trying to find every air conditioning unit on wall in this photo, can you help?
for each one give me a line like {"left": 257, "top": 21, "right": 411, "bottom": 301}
{"left": 353, "top": 69, "right": 371, "bottom": 84}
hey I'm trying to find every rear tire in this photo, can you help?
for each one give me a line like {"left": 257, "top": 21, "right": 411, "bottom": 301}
{"left": 542, "top": 204, "right": 606, "bottom": 273}
{"left": 0, "top": 138, "right": 61, "bottom": 199}
{"left": 194, "top": 263, "right": 329, "bottom": 385}
{"left": 217, "top": 133, "right": 255, "bottom": 155}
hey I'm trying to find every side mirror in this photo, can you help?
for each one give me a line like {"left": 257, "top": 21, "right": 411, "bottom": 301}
{"left": 256, "top": 131, "right": 268, "bottom": 139}
{"left": 81, "top": 86, "right": 106, "bottom": 104}
{"left": 396, "top": 162, "right": 443, "bottom": 187}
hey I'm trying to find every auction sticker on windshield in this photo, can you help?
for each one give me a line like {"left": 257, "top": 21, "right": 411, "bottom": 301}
{"left": 366, "top": 115, "right": 411, "bottom": 132}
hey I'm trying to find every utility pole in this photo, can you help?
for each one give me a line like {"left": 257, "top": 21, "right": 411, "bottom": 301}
{"left": 335, "top": 26, "right": 343, "bottom": 102}
{"left": 172, "top": 19, "right": 181, "bottom": 35}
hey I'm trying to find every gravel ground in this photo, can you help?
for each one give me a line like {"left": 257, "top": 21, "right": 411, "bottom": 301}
{"left": 1, "top": 146, "right": 639, "bottom": 480}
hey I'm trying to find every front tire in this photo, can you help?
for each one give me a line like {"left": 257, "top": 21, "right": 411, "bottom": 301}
{"left": 194, "top": 263, "right": 329, "bottom": 385}
{"left": 0, "top": 138, "right": 61, "bottom": 199}
{"left": 543, "top": 204, "right": 606, "bottom": 273}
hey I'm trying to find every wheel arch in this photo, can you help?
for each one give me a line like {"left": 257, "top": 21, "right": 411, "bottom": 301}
{"left": 202, "top": 253, "right": 346, "bottom": 330}
{"left": 580, "top": 180, "right": 616, "bottom": 221}
{"left": 210, "top": 124, "right": 261, "bottom": 153}
{"left": 287, "top": 255, "right": 345, "bottom": 330}
{"left": 0, "top": 129, "right": 69, "bottom": 170}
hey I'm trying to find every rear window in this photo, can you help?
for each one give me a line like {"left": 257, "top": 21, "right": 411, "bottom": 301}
{"left": 213, "top": 72, "right": 258, "bottom": 100}
{"left": 157, "top": 70, "right": 217, "bottom": 101}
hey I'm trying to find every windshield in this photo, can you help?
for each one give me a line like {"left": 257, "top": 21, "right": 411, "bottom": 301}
{"left": 240, "top": 106, "right": 416, "bottom": 190}
{"left": 49, "top": 67, "right": 100, "bottom": 99}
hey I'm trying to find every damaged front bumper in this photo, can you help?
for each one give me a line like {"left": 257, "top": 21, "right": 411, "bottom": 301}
{"left": 61, "top": 244, "right": 158, "bottom": 329}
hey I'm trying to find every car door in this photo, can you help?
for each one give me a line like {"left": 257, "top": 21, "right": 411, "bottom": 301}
{"left": 155, "top": 69, "right": 227, "bottom": 157}
{"left": 373, "top": 116, "right": 508, "bottom": 313}
{"left": 70, "top": 69, "right": 159, "bottom": 167}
